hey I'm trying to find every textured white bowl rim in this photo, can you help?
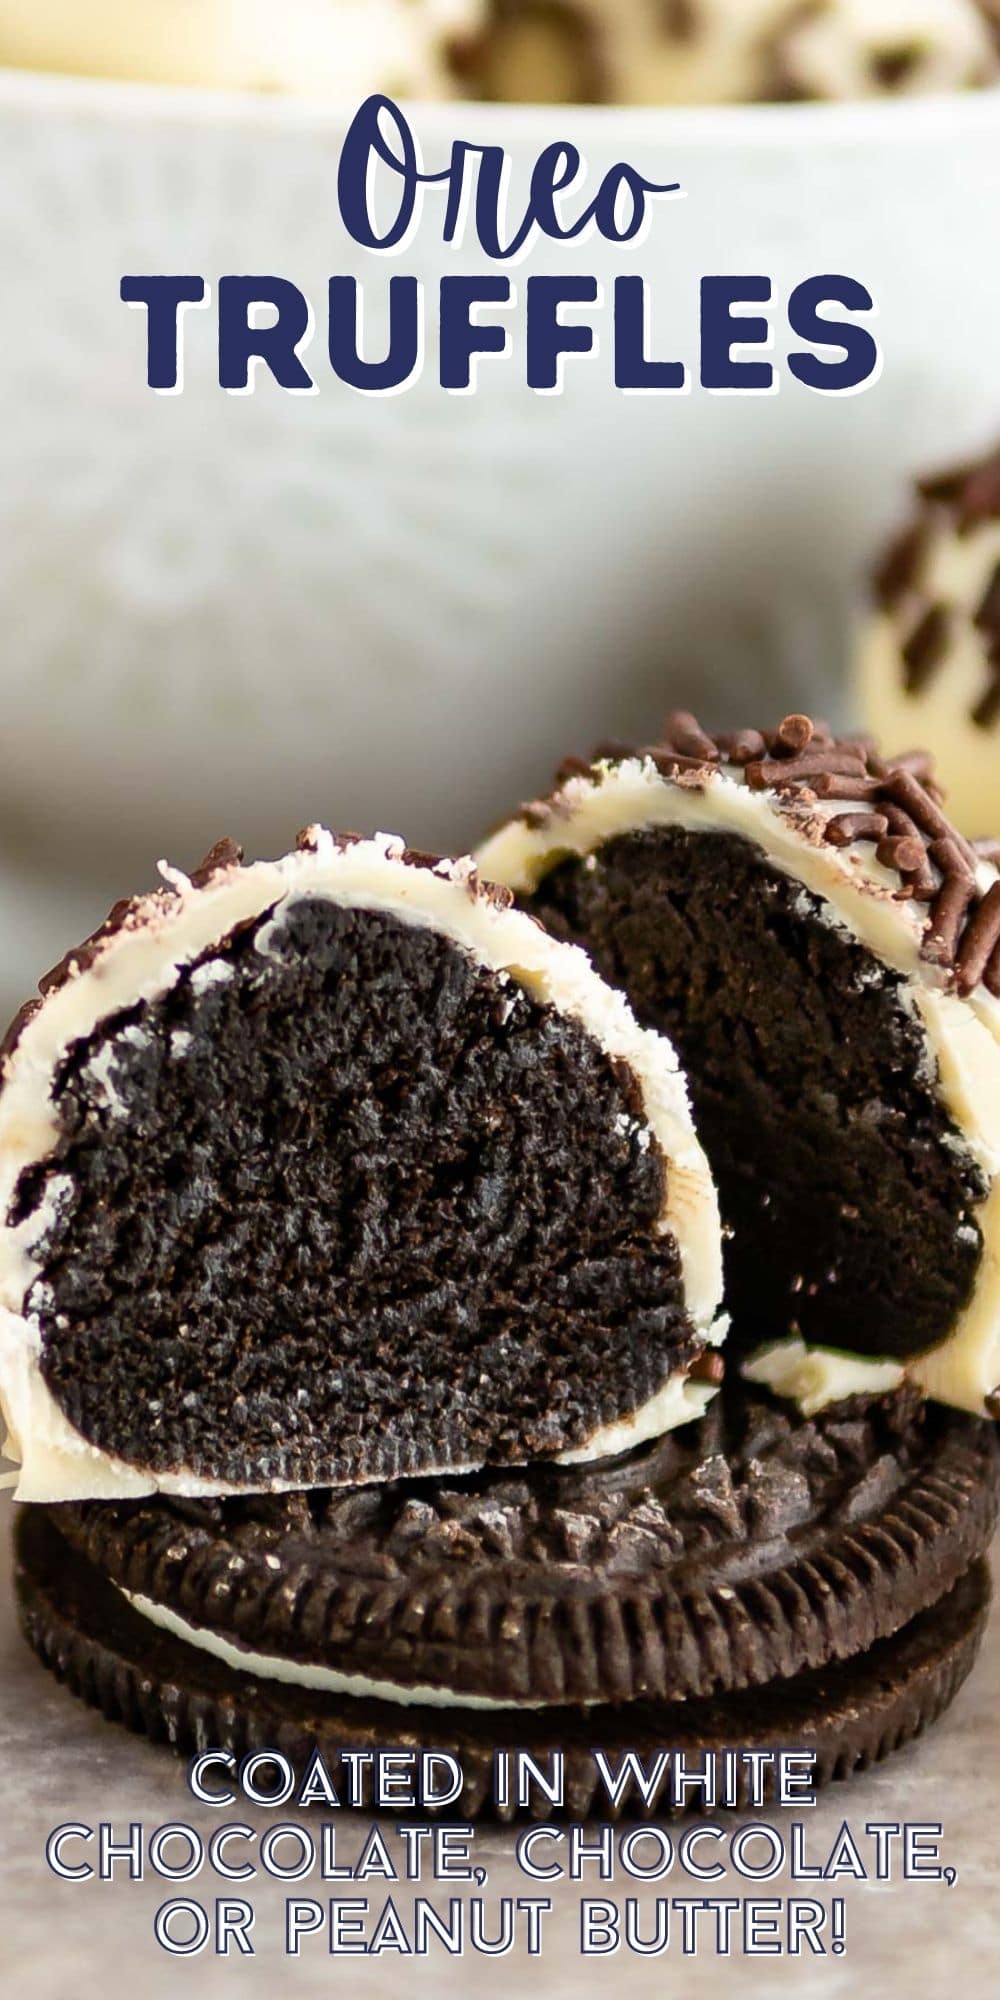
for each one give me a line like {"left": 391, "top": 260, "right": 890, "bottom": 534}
{"left": 1, "top": 61, "right": 1000, "bottom": 147}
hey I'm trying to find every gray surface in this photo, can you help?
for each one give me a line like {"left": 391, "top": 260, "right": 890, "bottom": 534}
{"left": 1, "top": 1495, "right": 996, "bottom": 1997}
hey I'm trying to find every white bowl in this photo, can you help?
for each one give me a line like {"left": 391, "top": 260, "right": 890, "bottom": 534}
{"left": 0, "top": 68, "right": 998, "bottom": 1006}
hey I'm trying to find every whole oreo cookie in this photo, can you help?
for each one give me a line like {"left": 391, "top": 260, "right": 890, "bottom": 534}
{"left": 15, "top": 1506, "right": 991, "bottom": 1821}
{"left": 17, "top": 1386, "right": 999, "bottom": 1804}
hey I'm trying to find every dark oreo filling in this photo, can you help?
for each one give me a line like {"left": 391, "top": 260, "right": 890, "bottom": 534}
{"left": 13, "top": 898, "right": 698, "bottom": 1486}
{"left": 528, "top": 827, "right": 987, "bottom": 1363}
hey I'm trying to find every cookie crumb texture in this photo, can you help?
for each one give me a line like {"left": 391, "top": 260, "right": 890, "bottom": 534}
{"left": 14, "top": 899, "right": 694, "bottom": 1487}
{"left": 530, "top": 827, "right": 986, "bottom": 1362}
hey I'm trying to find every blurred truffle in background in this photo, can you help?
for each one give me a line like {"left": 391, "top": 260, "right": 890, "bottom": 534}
{"left": 458, "top": 0, "right": 1000, "bottom": 106}
{"left": 1, "top": 0, "right": 998, "bottom": 102}
{"left": 858, "top": 442, "right": 1000, "bottom": 840}
{"left": 0, "top": 0, "right": 485, "bottom": 98}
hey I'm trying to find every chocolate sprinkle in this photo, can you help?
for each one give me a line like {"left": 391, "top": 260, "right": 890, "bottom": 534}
{"left": 775, "top": 711, "right": 815, "bottom": 753}
{"left": 874, "top": 521, "right": 928, "bottom": 608}
{"left": 189, "top": 838, "right": 244, "bottom": 889}
{"left": 715, "top": 728, "right": 767, "bottom": 765}
{"left": 926, "top": 870, "right": 978, "bottom": 970}
{"left": 870, "top": 43, "right": 924, "bottom": 90}
{"left": 825, "top": 811, "right": 890, "bottom": 846}
{"left": 956, "top": 882, "right": 1000, "bottom": 998}
{"left": 521, "top": 712, "right": 999, "bottom": 993}
{"left": 902, "top": 605, "right": 951, "bottom": 693}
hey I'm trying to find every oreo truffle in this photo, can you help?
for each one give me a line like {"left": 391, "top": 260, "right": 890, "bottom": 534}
{"left": 860, "top": 442, "right": 1000, "bottom": 842}
{"left": 0, "top": 830, "right": 724, "bottom": 1503}
{"left": 16, "top": 1383, "right": 999, "bottom": 1812}
{"left": 461, "top": 0, "right": 999, "bottom": 105}
{"left": 478, "top": 716, "right": 1000, "bottom": 1418}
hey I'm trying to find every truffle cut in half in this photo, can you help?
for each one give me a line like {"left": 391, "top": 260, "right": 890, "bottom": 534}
{"left": 0, "top": 832, "right": 724, "bottom": 1502}
{"left": 478, "top": 716, "right": 1000, "bottom": 1419}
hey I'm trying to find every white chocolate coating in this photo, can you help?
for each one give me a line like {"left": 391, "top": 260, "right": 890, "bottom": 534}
{"left": 0, "top": 831, "right": 724, "bottom": 1502}
{"left": 743, "top": 1337, "right": 905, "bottom": 1417}
{"left": 0, "top": 0, "right": 482, "bottom": 98}
{"left": 475, "top": 0, "right": 998, "bottom": 106}
{"left": 478, "top": 757, "right": 1000, "bottom": 1418}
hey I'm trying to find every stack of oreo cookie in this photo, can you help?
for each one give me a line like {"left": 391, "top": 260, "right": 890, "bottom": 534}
{"left": 5, "top": 726, "right": 1000, "bottom": 1817}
